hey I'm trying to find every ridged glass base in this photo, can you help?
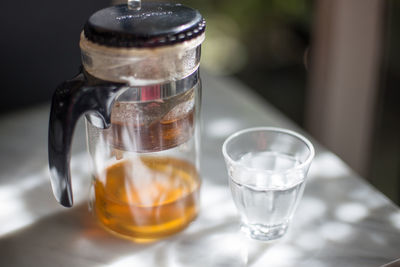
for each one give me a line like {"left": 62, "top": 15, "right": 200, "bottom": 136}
{"left": 241, "top": 223, "right": 288, "bottom": 241}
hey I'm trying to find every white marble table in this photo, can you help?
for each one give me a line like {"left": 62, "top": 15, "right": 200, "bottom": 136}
{"left": 0, "top": 73, "right": 399, "bottom": 266}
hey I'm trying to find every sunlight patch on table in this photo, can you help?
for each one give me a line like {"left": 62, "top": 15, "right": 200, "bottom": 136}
{"left": 319, "top": 222, "right": 352, "bottom": 242}
{"left": 349, "top": 186, "right": 389, "bottom": 209}
{"left": 167, "top": 230, "right": 245, "bottom": 267}
{"left": 206, "top": 117, "right": 242, "bottom": 139}
{"left": 199, "top": 180, "right": 236, "bottom": 221}
{"left": 296, "top": 196, "right": 327, "bottom": 226}
{"left": 108, "top": 253, "right": 155, "bottom": 267}
{"left": 0, "top": 153, "right": 91, "bottom": 237}
{"left": 335, "top": 202, "right": 368, "bottom": 223}
{"left": 389, "top": 212, "right": 400, "bottom": 230}
{"left": 294, "top": 232, "right": 325, "bottom": 251}
{"left": 253, "top": 244, "right": 303, "bottom": 267}
{"left": 0, "top": 197, "right": 35, "bottom": 236}
{"left": 308, "top": 152, "right": 351, "bottom": 180}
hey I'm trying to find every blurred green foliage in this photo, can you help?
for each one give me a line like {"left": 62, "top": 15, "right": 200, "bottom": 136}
{"left": 179, "top": 0, "right": 314, "bottom": 124}
{"left": 183, "top": 0, "right": 313, "bottom": 37}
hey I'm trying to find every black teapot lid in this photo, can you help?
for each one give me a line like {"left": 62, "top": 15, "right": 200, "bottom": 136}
{"left": 83, "top": 2, "right": 205, "bottom": 48}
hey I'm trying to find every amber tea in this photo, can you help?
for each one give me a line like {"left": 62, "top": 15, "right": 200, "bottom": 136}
{"left": 94, "top": 156, "right": 200, "bottom": 241}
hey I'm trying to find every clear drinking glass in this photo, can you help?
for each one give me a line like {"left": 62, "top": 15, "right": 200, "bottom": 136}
{"left": 222, "top": 127, "right": 314, "bottom": 241}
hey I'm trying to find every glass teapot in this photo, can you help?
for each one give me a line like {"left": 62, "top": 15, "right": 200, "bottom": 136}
{"left": 48, "top": 2, "right": 205, "bottom": 241}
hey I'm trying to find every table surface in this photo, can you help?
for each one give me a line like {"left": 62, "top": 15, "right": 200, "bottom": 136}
{"left": 0, "top": 73, "right": 399, "bottom": 267}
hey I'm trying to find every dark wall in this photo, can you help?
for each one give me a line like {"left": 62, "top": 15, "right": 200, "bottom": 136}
{"left": 0, "top": 0, "right": 110, "bottom": 114}
{"left": 368, "top": 0, "right": 400, "bottom": 204}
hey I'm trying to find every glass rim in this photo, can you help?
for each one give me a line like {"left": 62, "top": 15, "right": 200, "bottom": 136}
{"left": 222, "top": 127, "right": 315, "bottom": 174}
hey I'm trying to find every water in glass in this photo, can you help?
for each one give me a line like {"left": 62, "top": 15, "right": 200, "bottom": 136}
{"left": 229, "top": 151, "right": 306, "bottom": 241}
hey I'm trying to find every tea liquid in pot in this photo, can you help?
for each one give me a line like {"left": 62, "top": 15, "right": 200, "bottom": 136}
{"left": 94, "top": 156, "right": 200, "bottom": 240}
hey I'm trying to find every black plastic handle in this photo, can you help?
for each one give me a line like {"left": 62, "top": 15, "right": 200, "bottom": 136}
{"left": 48, "top": 72, "right": 120, "bottom": 207}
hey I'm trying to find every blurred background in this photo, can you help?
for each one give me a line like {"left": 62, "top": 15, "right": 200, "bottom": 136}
{"left": 0, "top": 0, "right": 398, "bottom": 204}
